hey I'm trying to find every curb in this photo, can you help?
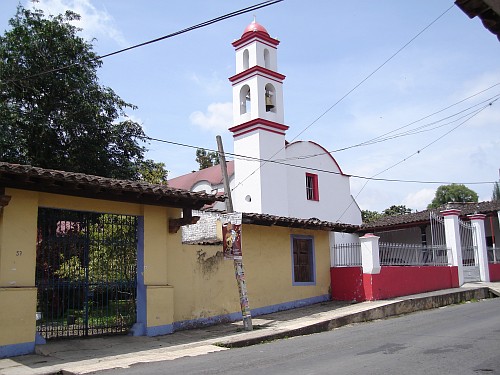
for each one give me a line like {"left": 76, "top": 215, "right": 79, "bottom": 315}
{"left": 217, "top": 287, "right": 492, "bottom": 348}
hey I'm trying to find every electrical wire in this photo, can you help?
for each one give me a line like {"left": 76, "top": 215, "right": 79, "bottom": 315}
{"left": 230, "top": 3, "right": 456, "bottom": 193}
{"left": 2, "top": 0, "right": 284, "bottom": 85}
{"left": 287, "top": 83, "right": 500, "bottom": 160}
{"left": 333, "top": 98, "right": 498, "bottom": 222}
{"left": 141, "top": 94, "right": 497, "bottom": 186}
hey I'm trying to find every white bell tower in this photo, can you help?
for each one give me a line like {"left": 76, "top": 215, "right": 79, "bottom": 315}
{"left": 229, "top": 20, "right": 289, "bottom": 216}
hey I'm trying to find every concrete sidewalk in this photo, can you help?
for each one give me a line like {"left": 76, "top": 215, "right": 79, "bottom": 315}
{"left": 1, "top": 282, "right": 499, "bottom": 375}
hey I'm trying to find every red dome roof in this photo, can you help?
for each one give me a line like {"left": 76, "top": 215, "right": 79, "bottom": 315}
{"left": 242, "top": 20, "right": 269, "bottom": 37}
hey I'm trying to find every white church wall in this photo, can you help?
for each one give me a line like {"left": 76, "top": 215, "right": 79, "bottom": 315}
{"left": 285, "top": 141, "right": 362, "bottom": 225}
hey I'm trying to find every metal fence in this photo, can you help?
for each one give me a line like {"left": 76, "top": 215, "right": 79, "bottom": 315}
{"left": 379, "top": 243, "right": 450, "bottom": 266}
{"left": 332, "top": 243, "right": 362, "bottom": 267}
{"left": 488, "top": 246, "right": 500, "bottom": 264}
{"left": 36, "top": 208, "right": 138, "bottom": 340}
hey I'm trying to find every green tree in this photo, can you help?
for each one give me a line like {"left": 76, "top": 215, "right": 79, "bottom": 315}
{"left": 492, "top": 181, "right": 500, "bottom": 202}
{"left": 382, "top": 205, "right": 412, "bottom": 216}
{"left": 0, "top": 6, "right": 149, "bottom": 180}
{"left": 427, "top": 184, "right": 479, "bottom": 209}
{"left": 196, "top": 148, "right": 220, "bottom": 170}
{"left": 137, "top": 159, "right": 168, "bottom": 184}
{"left": 361, "top": 210, "right": 382, "bottom": 224}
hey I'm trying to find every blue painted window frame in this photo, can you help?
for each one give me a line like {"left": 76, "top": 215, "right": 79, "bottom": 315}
{"left": 290, "top": 235, "right": 316, "bottom": 286}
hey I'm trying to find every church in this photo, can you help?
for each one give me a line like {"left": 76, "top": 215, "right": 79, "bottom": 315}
{"left": 169, "top": 20, "right": 361, "bottom": 227}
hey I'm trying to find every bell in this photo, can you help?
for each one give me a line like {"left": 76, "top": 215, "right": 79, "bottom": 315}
{"left": 265, "top": 94, "right": 274, "bottom": 111}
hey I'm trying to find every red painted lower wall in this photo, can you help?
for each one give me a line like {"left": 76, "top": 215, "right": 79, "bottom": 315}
{"left": 489, "top": 263, "right": 500, "bottom": 281}
{"left": 330, "top": 267, "right": 365, "bottom": 302}
{"left": 331, "top": 266, "right": 460, "bottom": 301}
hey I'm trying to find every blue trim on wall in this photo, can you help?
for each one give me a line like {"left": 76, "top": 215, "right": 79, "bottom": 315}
{"left": 170, "top": 295, "right": 330, "bottom": 332}
{"left": 173, "top": 311, "right": 243, "bottom": 331}
{"left": 290, "top": 234, "right": 317, "bottom": 286}
{"left": 146, "top": 324, "right": 174, "bottom": 337}
{"left": 136, "top": 217, "right": 147, "bottom": 331}
{"left": 35, "top": 332, "right": 46, "bottom": 345}
{"left": 0, "top": 342, "right": 34, "bottom": 359}
{"left": 251, "top": 294, "right": 330, "bottom": 316}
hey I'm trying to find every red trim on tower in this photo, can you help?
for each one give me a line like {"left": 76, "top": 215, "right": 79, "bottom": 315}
{"left": 229, "top": 66, "right": 286, "bottom": 83}
{"left": 229, "top": 118, "right": 289, "bottom": 136}
{"left": 232, "top": 32, "right": 279, "bottom": 49}
{"left": 232, "top": 126, "right": 287, "bottom": 138}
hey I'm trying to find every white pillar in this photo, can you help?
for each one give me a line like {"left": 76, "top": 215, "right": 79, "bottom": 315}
{"left": 441, "top": 209, "right": 464, "bottom": 286}
{"left": 469, "top": 214, "right": 490, "bottom": 282}
{"left": 360, "top": 233, "right": 380, "bottom": 274}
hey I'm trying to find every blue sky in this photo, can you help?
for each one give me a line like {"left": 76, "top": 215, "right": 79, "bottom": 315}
{"left": 1, "top": 0, "right": 499, "bottom": 213}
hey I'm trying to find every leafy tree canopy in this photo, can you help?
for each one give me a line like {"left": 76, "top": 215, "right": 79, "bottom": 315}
{"left": 362, "top": 205, "right": 413, "bottom": 224}
{"left": 196, "top": 148, "right": 219, "bottom": 170}
{"left": 382, "top": 205, "right": 413, "bottom": 216}
{"left": 0, "top": 6, "right": 163, "bottom": 180}
{"left": 137, "top": 159, "right": 168, "bottom": 184}
{"left": 427, "top": 184, "right": 479, "bottom": 209}
{"left": 492, "top": 181, "right": 500, "bottom": 202}
{"left": 361, "top": 210, "right": 382, "bottom": 224}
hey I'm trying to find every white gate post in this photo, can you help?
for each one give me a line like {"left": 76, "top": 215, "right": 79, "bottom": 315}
{"left": 360, "top": 233, "right": 381, "bottom": 274}
{"left": 468, "top": 214, "right": 490, "bottom": 282}
{"left": 441, "top": 209, "right": 464, "bottom": 286}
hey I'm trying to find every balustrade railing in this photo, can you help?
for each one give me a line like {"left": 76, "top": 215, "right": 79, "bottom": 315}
{"left": 332, "top": 243, "right": 361, "bottom": 267}
{"left": 379, "top": 243, "right": 449, "bottom": 266}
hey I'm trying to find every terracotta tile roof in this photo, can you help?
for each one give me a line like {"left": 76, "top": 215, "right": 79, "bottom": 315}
{"left": 0, "top": 162, "right": 223, "bottom": 209}
{"left": 242, "top": 212, "right": 359, "bottom": 232}
{"left": 360, "top": 201, "right": 500, "bottom": 232}
{"left": 168, "top": 161, "right": 234, "bottom": 191}
{"left": 455, "top": 0, "right": 500, "bottom": 41}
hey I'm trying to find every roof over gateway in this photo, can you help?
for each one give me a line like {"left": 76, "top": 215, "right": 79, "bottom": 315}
{"left": 360, "top": 201, "right": 500, "bottom": 233}
{"left": 0, "top": 162, "right": 223, "bottom": 210}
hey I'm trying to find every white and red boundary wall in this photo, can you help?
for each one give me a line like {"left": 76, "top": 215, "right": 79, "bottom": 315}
{"left": 331, "top": 209, "right": 499, "bottom": 302}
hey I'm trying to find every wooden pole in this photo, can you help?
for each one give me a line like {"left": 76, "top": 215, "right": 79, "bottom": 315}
{"left": 216, "top": 135, "right": 253, "bottom": 331}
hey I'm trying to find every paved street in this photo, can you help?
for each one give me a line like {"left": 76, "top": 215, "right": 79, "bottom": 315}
{"left": 96, "top": 297, "right": 500, "bottom": 375}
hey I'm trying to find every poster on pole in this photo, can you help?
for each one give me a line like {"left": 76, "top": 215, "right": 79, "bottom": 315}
{"left": 222, "top": 212, "right": 242, "bottom": 260}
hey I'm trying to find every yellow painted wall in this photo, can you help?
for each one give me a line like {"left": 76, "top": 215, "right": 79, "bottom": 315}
{"left": 0, "top": 186, "right": 332, "bottom": 347}
{"left": 146, "top": 285, "right": 174, "bottom": 328}
{"left": 0, "top": 288, "right": 37, "bottom": 345}
{"left": 0, "top": 188, "right": 185, "bottom": 346}
{"left": 0, "top": 189, "right": 38, "bottom": 287}
{"left": 168, "top": 224, "right": 330, "bottom": 322}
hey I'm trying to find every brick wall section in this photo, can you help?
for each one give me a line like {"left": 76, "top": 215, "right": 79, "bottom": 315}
{"left": 182, "top": 211, "right": 221, "bottom": 244}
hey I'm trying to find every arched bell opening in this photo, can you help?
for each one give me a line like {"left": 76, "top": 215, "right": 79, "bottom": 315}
{"left": 264, "top": 83, "right": 276, "bottom": 113}
{"left": 240, "top": 85, "right": 251, "bottom": 115}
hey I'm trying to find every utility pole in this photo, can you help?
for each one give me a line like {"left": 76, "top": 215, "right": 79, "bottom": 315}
{"left": 216, "top": 135, "right": 253, "bottom": 331}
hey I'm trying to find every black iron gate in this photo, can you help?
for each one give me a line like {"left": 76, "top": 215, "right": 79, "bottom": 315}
{"left": 36, "top": 208, "right": 138, "bottom": 339}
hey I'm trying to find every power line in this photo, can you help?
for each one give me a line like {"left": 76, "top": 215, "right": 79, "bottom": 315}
{"left": 141, "top": 92, "right": 496, "bottom": 186}
{"left": 334, "top": 98, "right": 497, "bottom": 222}
{"left": 230, "top": 3, "right": 456, "bottom": 193}
{"left": 287, "top": 83, "right": 500, "bottom": 160}
{"left": 3, "top": 0, "right": 284, "bottom": 85}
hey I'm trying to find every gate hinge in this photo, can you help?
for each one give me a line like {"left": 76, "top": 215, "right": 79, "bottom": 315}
{"left": 169, "top": 208, "right": 200, "bottom": 233}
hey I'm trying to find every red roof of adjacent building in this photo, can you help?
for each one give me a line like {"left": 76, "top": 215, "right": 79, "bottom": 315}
{"left": 168, "top": 161, "right": 234, "bottom": 191}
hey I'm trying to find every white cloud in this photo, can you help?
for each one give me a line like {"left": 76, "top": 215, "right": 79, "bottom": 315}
{"left": 189, "top": 73, "right": 227, "bottom": 97}
{"left": 28, "top": 0, "right": 126, "bottom": 46}
{"left": 402, "top": 188, "right": 436, "bottom": 211}
{"left": 190, "top": 102, "right": 232, "bottom": 132}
